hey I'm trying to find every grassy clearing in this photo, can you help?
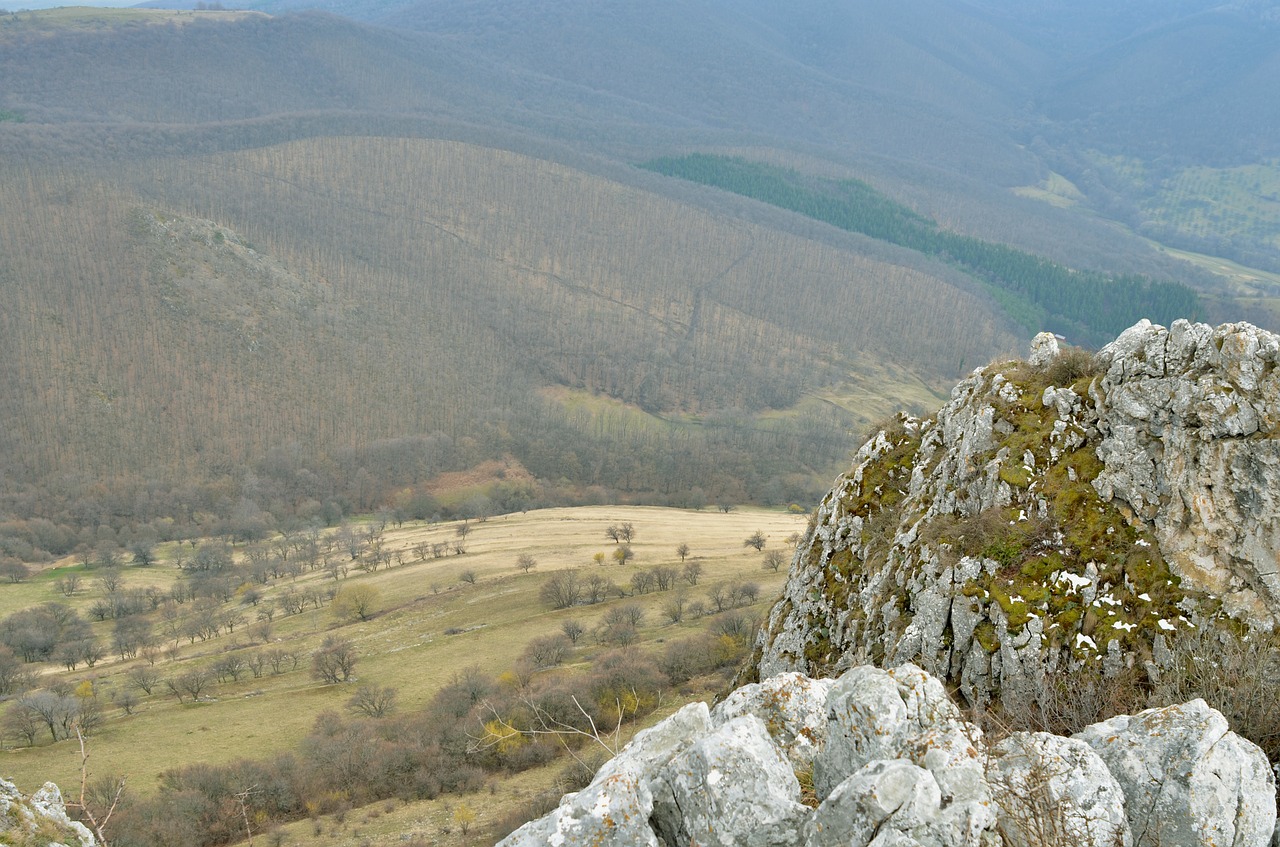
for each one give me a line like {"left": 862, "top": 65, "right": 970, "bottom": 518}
{"left": 1011, "top": 171, "right": 1087, "bottom": 209}
{"left": 1146, "top": 161, "right": 1280, "bottom": 250}
{"left": 1149, "top": 242, "right": 1280, "bottom": 297}
{"left": 0, "top": 505, "right": 804, "bottom": 803}
{"left": 811, "top": 352, "right": 951, "bottom": 424}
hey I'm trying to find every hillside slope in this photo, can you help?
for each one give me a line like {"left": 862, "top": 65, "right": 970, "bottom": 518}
{"left": 0, "top": 3, "right": 1262, "bottom": 541}
{"left": 0, "top": 139, "right": 1018, "bottom": 522}
{"left": 1, "top": 2, "right": 1236, "bottom": 279}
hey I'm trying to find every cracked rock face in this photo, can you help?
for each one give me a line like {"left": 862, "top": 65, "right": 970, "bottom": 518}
{"left": 499, "top": 665, "right": 1277, "bottom": 847}
{"left": 1092, "top": 320, "right": 1280, "bottom": 620}
{"left": 649, "top": 715, "right": 809, "bottom": 847}
{"left": 1075, "top": 698, "right": 1276, "bottom": 847}
{"left": 710, "top": 672, "right": 833, "bottom": 771}
{"left": 989, "top": 731, "right": 1131, "bottom": 847}
{"left": 0, "top": 779, "right": 95, "bottom": 847}
{"left": 754, "top": 319, "right": 1280, "bottom": 708}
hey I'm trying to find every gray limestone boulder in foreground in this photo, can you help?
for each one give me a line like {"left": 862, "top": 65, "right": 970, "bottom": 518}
{"left": 805, "top": 759, "right": 945, "bottom": 847}
{"left": 710, "top": 671, "right": 833, "bottom": 771}
{"left": 499, "top": 664, "right": 1278, "bottom": 847}
{"left": 649, "top": 714, "right": 809, "bottom": 847}
{"left": 500, "top": 702, "right": 712, "bottom": 847}
{"left": 989, "top": 732, "right": 1131, "bottom": 847}
{"left": 1075, "top": 699, "right": 1276, "bottom": 847}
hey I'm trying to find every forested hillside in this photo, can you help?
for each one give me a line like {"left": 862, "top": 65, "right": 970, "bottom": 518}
{"left": 1, "top": 0, "right": 1272, "bottom": 560}
{"left": 0, "top": 137, "right": 1016, "bottom": 557}
{"left": 641, "top": 155, "right": 1202, "bottom": 344}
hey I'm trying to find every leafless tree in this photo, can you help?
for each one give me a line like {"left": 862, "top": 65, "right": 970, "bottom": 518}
{"left": 311, "top": 636, "right": 357, "bottom": 684}
{"left": 561, "top": 619, "right": 585, "bottom": 644}
{"left": 347, "top": 683, "right": 397, "bottom": 718}
{"left": 540, "top": 572, "right": 581, "bottom": 609}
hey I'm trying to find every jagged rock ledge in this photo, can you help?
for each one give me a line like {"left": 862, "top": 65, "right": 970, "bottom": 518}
{"left": 499, "top": 664, "right": 1277, "bottom": 847}
{"left": 0, "top": 777, "right": 95, "bottom": 846}
{"left": 754, "top": 319, "right": 1280, "bottom": 708}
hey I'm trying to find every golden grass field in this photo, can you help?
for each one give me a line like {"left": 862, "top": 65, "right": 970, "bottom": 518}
{"left": 0, "top": 504, "right": 809, "bottom": 844}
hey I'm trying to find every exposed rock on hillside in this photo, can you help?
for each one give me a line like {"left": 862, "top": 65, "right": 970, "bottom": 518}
{"left": 0, "top": 778, "right": 95, "bottom": 847}
{"left": 754, "top": 319, "right": 1280, "bottom": 709}
{"left": 499, "top": 664, "right": 1276, "bottom": 847}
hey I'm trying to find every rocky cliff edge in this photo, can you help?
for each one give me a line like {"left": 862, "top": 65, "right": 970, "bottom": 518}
{"left": 500, "top": 664, "right": 1277, "bottom": 847}
{"left": 756, "top": 319, "right": 1280, "bottom": 708}
{"left": 0, "top": 778, "right": 95, "bottom": 847}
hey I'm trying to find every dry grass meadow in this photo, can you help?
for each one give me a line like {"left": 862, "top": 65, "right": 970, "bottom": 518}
{"left": 0, "top": 504, "right": 808, "bottom": 844}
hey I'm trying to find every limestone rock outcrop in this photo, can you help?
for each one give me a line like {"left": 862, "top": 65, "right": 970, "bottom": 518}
{"left": 1075, "top": 698, "right": 1276, "bottom": 847}
{"left": 648, "top": 715, "right": 809, "bottom": 847}
{"left": 754, "top": 320, "right": 1280, "bottom": 707}
{"left": 988, "top": 732, "right": 1130, "bottom": 847}
{"left": 499, "top": 664, "right": 1276, "bottom": 847}
{"left": 1091, "top": 320, "right": 1280, "bottom": 620}
{"left": 0, "top": 778, "right": 95, "bottom": 847}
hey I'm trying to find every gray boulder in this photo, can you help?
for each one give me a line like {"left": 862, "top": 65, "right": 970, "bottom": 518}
{"left": 989, "top": 732, "right": 1130, "bottom": 847}
{"left": 805, "top": 759, "right": 943, "bottom": 847}
{"left": 497, "top": 702, "right": 712, "bottom": 847}
{"left": 593, "top": 700, "right": 712, "bottom": 783}
{"left": 0, "top": 779, "right": 95, "bottom": 847}
{"left": 498, "top": 771, "right": 659, "bottom": 847}
{"left": 711, "top": 671, "right": 834, "bottom": 770}
{"left": 1028, "top": 332, "right": 1061, "bottom": 368}
{"left": 501, "top": 664, "right": 1280, "bottom": 847}
{"left": 650, "top": 714, "right": 810, "bottom": 847}
{"left": 1075, "top": 698, "right": 1276, "bottom": 847}
{"left": 814, "top": 665, "right": 984, "bottom": 803}
{"left": 806, "top": 757, "right": 993, "bottom": 847}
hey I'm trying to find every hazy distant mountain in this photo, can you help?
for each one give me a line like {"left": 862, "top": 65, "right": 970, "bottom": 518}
{"left": 1039, "top": 3, "right": 1280, "bottom": 163}
{"left": 1, "top": 0, "right": 1277, "bottom": 541}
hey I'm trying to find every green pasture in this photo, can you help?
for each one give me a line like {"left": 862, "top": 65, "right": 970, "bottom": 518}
{"left": 0, "top": 506, "right": 804, "bottom": 798}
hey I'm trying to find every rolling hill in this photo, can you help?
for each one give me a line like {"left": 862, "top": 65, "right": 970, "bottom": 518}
{"left": 0, "top": 130, "right": 1018, "bottom": 542}
{"left": 0, "top": 0, "right": 1276, "bottom": 552}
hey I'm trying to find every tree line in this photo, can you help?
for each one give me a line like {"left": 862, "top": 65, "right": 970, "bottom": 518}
{"left": 640, "top": 154, "right": 1202, "bottom": 345}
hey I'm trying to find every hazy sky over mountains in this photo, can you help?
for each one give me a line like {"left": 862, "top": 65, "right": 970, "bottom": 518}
{"left": 4, "top": 0, "right": 137, "bottom": 8}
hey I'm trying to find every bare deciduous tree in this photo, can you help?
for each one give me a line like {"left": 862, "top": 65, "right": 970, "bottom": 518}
{"left": 540, "top": 572, "right": 581, "bottom": 609}
{"left": 311, "top": 636, "right": 357, "bottom": 684}
{"left": 561, "top": 619, "right": 585, "bottom": 644}
{"left": 346, "top": 683, "right": 397, "bottom": 718}
{"left": 681, "top": 561, "right": 702, "bottom": 586}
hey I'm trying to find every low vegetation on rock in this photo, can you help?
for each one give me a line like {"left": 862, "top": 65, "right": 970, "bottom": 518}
{"left": 758, "top": 320, "right": 1280, "bottom": 760}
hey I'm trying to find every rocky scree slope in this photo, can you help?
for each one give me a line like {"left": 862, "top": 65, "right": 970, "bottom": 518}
{"left": 499, "top": 664, "right": 1276, "bottom": 847}
{"left": 754, "top": 319, "right": 1280, "bottom": 710}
